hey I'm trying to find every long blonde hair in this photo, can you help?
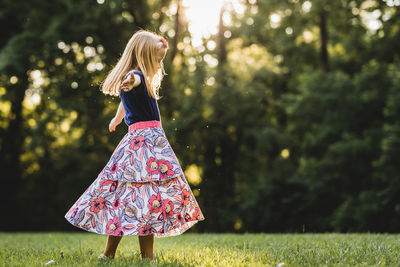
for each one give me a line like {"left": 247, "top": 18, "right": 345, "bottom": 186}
{"left": 100, "top": 30, "right": 168, "bottom": 99}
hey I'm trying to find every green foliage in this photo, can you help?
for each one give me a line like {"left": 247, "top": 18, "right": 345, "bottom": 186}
{"left": 1, "top": 0, "right": 400, "bottom": 233}
{"left": 0, "top": 233, "right": 399, "bottom": 266}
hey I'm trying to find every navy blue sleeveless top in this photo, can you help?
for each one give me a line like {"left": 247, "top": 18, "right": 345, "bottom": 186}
{"left": 119, "top": 70, "right": 161, "bottom": 126}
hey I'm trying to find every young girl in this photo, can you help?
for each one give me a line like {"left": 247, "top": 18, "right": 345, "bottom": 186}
{"left": 64, "top": 30, "right": 205, "bottom": 261}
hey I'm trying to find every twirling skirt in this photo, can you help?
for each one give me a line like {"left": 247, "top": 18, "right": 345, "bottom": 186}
{"left": 64, "top": 120, "right": 205, "bottom": 237}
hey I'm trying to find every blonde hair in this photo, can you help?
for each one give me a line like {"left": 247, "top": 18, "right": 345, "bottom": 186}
{"left": 100, "top": 30, "right": 168, "bottom": 99}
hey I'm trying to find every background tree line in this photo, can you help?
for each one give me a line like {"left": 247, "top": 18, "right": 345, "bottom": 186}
{"left": 0, "top": 0, "right": 399, "bottom": 233}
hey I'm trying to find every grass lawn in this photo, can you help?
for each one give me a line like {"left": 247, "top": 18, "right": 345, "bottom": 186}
{"left": 0, "top": 232, "right": 399, "bottom": 266}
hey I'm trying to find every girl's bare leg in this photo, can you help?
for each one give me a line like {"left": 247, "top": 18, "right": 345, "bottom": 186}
{"left": 103, "top": 235, "right": 123, "bottom": 258}
{"left": 138, "top": 234, "right": 154, "bottom": 260}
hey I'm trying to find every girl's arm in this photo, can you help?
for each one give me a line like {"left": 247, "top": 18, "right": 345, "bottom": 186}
{"left": 114, "top": 101, "right": 125, "bottom": 122}
{"left": 120, "top": 72, "right": 141, "bottom": 91}
{"left": 109, "top": 102, "right": 125, "bottom": 132}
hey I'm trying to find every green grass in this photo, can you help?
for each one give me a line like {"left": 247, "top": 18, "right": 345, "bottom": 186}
{"left": 0, "top": 232, "right": 399, "bottom": 266}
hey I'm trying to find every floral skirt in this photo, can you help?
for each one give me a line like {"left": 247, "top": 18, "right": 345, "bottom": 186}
{"left": 64, "top": 120, "right": 205, "bottom": 237}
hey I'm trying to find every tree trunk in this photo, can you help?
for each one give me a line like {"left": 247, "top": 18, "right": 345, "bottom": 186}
{"left": 161, "top": 0, "right": 181, "bottom": 119}
{"left": 169, "top": 0, "right": 181, "bottom": 63}
{"left": 0, "top": 73, "right": 27, "bottom": 230}
{"left": 217, "top": 5, "right": 227, "bottom": 65}
{"left": 319, "top": 10, "right": 329, "bottom": 73}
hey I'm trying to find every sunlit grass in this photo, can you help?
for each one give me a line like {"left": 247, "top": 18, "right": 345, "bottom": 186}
{"left": 0, "top": 232, "right": 399, "bottom": 266}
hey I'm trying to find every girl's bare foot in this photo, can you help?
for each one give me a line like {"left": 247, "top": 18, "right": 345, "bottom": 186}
{"left": 98, "top": 254, "right": 112, "bottom": 260}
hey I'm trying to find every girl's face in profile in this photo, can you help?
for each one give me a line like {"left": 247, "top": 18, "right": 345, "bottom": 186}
{"left": 155, "top": 47, "right": 167, "bottom": 70}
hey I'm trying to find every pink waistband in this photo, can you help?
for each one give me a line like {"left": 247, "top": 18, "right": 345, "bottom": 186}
{"left": 129, "top": 120, "right": 162, "bottom": 131}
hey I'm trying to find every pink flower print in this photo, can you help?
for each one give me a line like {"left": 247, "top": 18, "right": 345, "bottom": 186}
{"left": 71, "top": 206, "right": 79, "bottom": 218}
{"left": 100, "top": 180, "right": 114, "bottom": 186}
{"left": 158, "top": 160, "right": 175, "bottom": 179}
{"left": 184, "top": 212, "right": 191, "bottom": 222}
{"left": 162, "top": 199, "right": 174, "bottom": 218}
{"left": 112, "top": 199, "right": 120, "bottom": 209}
{"left": 109, "top": 181, "right": 118, "bottom": 192}
{"left": 176, "top": 213, "right": 183, "bottom": 222}
{"left": 106, "top": 216, "right": 122, "bottom": 235}
{"left": 181, "top": 189, "right": 191, "bottom": 205}
{"left": 146, "top": 157, "right": 159, "bottom": 175}
{"left": 193, "top": 207, "right": 203, "bottom": 220}
{"left": 89, "top": 198, "right": 105, "bottom": 213}
{"left": 138, "top": 224, "right": 151, "bottom": 235}
{"left": 131, "top": 182, "right": 144, "bottom": 188}
{"left": 129, "top": 136, "right": 145, "bottom": 151}
{"left": 110, "top": 163, "right": 118, "bottom": 174}
{"left": 148, "top": 193, "right": 162, "bottom": 213}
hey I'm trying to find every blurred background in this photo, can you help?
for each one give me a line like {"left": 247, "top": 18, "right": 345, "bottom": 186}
{"left": 1, "top": 0, "right": 399, "bottom": 233}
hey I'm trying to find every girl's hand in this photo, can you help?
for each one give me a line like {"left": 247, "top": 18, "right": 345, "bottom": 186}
{"left": 109, "top": 117, "right": 120, "bottom": 132}
{"left": 120, "top": 72, "right": 136, "bottom": 91}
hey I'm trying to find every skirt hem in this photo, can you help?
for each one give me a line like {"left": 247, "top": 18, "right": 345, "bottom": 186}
{"left": 64, "top": 215, "right": 205, "bottom": 238}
